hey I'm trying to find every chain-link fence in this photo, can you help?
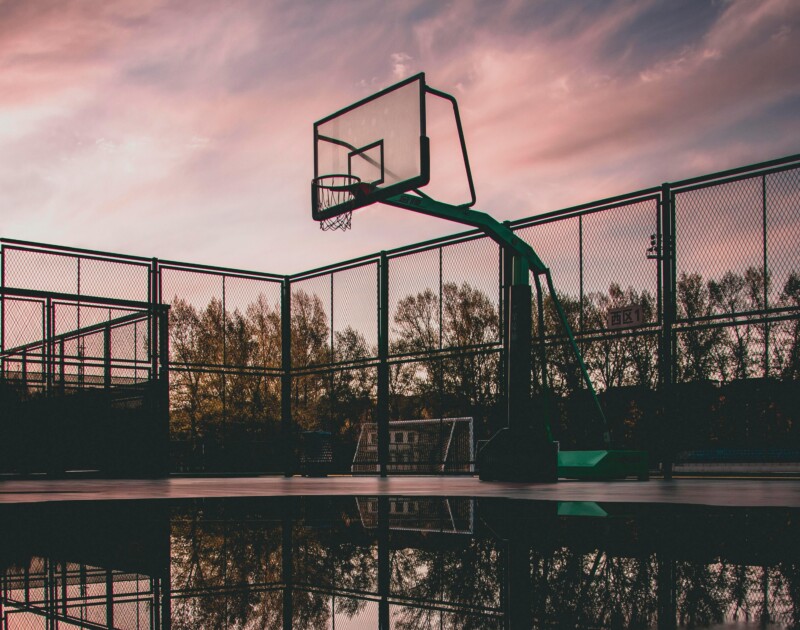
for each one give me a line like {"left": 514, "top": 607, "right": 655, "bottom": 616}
{"left": 0, "top": 282, "right": 169, "bottom": 476}
{"left": 158, "top": 262, "right": 284, "bottom": 472}
{"left": 2, "top": 154, "right": 799, "bottom": 474}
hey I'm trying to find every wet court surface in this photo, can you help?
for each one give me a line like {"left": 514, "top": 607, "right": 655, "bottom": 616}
{"left": 1, "top": 476, "right": 800, "bottom": 507}
{"left": 1, "top": 491, "right": 799, "bottom": 629}
{"left": 0, "top": 479, "right": 798, "bottom": 628}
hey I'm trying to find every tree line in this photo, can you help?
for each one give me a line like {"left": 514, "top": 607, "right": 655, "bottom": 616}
{"left": 167, "top": 267, "right": 800, "bottom": 457}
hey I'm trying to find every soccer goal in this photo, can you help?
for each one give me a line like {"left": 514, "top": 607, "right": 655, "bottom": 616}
{"left": 351, "top": 418, "right": 474, "bottom": 474}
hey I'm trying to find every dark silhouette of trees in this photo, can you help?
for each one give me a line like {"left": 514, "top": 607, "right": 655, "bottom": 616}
{"left": 676, "top": 272, "right": 723, "bottom": 382}
{"left": 166, "top": 267, "right": 800, "bottom": 462}
{"left": 390, "top": 281, "right": 500, "bottom": 437}
{"left": 778, "top": 272, "right": 800, "bottom": 380}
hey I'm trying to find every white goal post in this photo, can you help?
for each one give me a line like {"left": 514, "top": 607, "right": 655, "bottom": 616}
{"left": 352, "top": 417, "right": 474, "bottom": 473}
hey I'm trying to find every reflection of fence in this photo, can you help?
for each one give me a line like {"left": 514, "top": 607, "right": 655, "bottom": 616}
{"left": 2, "top": 153, "right": 799, "bottom": 473}
{"left": 4, "top": 497, "right": 797, "bottom": 629}
{"left": 1, "top": 558, "right": 164, "bottom": 628}
{"left": 0, "top": 501, "right": 170, "bottom": 629}
{"left": 166, "top": 497, "right": 800, "bottom": 629}
{"left": 356, "top": 496, "right": 474, "bottom": 533}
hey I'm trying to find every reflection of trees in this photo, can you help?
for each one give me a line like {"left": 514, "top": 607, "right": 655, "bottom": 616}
{"left": 291, "top": 524, "right": 378, "bottom": 627}
{"left": 390, "top": 539, "right": 502, "bottom": 630}
{"left": 531, "top": 550, "right": 658, "bottom": 628}
{"left": 170, "top": 508, "right": 283, "bottom": 629}
{"left": 164, "top": 500, "right": 800, "bottom": 628}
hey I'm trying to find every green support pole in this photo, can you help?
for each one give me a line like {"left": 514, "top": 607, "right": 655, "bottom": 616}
{"left": 281, "top": 278, "right": 293, "bottom": 477}
{"left": 385, "top": 194, "right": 597, "bottom": 432}
{"left": 543, "top": 271, "right": 610, "bottom": 447}
{"left": 385, "top": 192, "right": 648, "bottom": 481}
{"left": 377, "top": 253, "right": 390, "bottom": 477}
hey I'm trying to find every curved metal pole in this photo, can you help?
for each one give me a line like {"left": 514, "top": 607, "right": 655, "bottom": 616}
{"left": 386, "top": 192, "right": 611, "bottom": 447}
{"left": 543, "top": 270, "right": 610, "bottom": 447}
{"left": 532, "top": 272, "right": 554, "bottom": 442}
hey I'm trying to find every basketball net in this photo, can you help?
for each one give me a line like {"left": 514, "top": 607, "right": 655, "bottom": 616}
{"left": 313, "top": 174, "right": 360, "bottom": 231}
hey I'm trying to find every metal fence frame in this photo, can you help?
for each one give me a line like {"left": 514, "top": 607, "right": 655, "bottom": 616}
{"left": 2, "top": 153, "right": 799, "bottom": 474}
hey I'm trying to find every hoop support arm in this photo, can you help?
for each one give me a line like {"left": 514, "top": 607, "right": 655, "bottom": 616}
{"left": 384, "top": 192, "right": 611, "bottom": 447}
{"left": 384, "top": 194, "right": 547, "bottom": 273}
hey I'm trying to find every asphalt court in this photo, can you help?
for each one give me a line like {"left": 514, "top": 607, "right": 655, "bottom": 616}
{"left": 1, "top": 476, "right": 799, "bottom": 507}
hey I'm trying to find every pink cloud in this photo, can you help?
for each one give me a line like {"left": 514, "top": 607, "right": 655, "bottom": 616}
{"left": 0, "top": 0, "right": 798, "bottom": 274}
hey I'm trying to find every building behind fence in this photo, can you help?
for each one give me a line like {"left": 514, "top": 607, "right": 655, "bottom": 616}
{"left": 1, "top": 154, "right": 799, "bottom": 474}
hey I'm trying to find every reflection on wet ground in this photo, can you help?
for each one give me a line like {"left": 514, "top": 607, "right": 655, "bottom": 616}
{"left": 1, "top": 496, "right": 798, "bottom": 628}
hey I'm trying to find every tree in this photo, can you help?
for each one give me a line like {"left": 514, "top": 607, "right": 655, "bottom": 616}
{"left": 168, "top": 298, "right": 228, "bottom": 442}
{"left": 534, "top": 289, "right": 583, "bottom": 395}
{"left": 777, "top": 272, "right": 800, "bottom": 380}
{"left": 584, "top": 284, "right": 656, "bottom": 390}
{"left": 676, "top": 273, "right": 724, "bottom": 382}
{"left": 391, "top": 286, "right": 444, "bottom": 417}
{"left": 243, "top": 294, "right": 282, "bottom": 431}
{"left": 390, "top": 282, "right": 500, "bottom": 436}
{"left": 323, "top": 326, "right": 377, "bottom": 444}
{"left": 290, "top": 289, "right": 331, "bottom": 430}
{"left": 441, "top": 282, "right": 500, "bottom": 415}
{"left": 708, "top": 271, "right": 753, "bottom": 381}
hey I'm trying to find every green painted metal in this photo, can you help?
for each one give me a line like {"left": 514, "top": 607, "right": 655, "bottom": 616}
{"left": 556, "top": 501, "right": 609, "bottom": 517}
{"left": 385, "top": 194, "right": 604, "bottom": 434}
{"left": 385, "top": 192, "right": 648, "bottom": 480}
{"left": 385, "top": 193, "right": 549, "bottom": 272}
{"left": 558, "top": 450, "right": 649, "bottom": 480}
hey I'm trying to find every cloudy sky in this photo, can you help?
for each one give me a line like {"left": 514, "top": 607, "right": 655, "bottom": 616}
{"left": 1, "top": 0, "right": 799, "bottom": 273}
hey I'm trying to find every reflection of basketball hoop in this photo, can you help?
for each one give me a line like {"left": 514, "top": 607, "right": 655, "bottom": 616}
{"left": 312, "top": 174, "right": 362, "bottom": 231}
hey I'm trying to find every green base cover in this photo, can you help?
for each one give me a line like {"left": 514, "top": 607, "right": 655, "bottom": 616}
{"left": 557, "top": 450, "right": 649, "bottom": 480}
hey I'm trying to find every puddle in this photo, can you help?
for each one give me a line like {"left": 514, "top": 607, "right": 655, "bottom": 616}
{"left": 0, "top": 496, "right": 797, "bottom": 628}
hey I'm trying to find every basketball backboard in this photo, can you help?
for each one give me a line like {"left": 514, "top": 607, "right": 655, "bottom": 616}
{"left": 312, "top": 73, "right": 430, "bottom": 224}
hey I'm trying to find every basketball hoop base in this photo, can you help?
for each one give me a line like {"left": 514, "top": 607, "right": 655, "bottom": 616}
{"left": 477, "top": 429, "right": 558, "bottom": 482}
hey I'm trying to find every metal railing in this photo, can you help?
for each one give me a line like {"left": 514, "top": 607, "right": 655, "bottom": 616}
{"left": 0, "top": 286, "right": 170, "bottom": 476}
{"left": 2, "top": 153, "right": 799, "bottom": 473}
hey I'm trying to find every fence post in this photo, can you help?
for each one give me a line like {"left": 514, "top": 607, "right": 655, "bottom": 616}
{"left": 762, "top": 174, "right": 770, "bottom": 377}
{"left": 378, "top": 252, "right": 390, "bottom": 477}
{"left": 377, "top": 496, "right": 390, "bottom": 628}
{"left": 150, "top": 258, "right": 160, "bottom": 381}
{"left": 659, "top": 183, "right": 675, "bottom": 478}
{"left": 281, "top": 276, "right": 293, "bottom": 476}
{"left": 103, "top": 324, "right": 111, "bottom": 389}
{"left": 45, "top": 297, "right": 53, "bottom": 394}
{"left": 1, "top": 246, "right": 5, "bottom": 381}
{"left": 158, "top": 307, "right": 171, "bottom": 476}
{"left": 59, "top": 339, "right": 65, "bottom": 392}
{"left": 221, "top": 275, "right": 227, "bottom": 450}
{"left": 499, "top": 242, "right": 509, "bottom": 402}
{"left": 282, "top": 509, "right": 294, "bottom": 630}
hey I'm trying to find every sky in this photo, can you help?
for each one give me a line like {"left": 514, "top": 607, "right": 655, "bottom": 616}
{"left": 1, "top": 0, "right": 799, "bottom": 275}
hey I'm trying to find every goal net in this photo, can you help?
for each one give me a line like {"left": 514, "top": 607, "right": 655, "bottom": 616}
{"left": 351, "top": 417, "right": 474, "bottom": 473}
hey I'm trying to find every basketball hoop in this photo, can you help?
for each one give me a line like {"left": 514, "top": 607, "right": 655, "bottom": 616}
{"left": 312, "top": 174, "right": 361, "bottom": 231}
